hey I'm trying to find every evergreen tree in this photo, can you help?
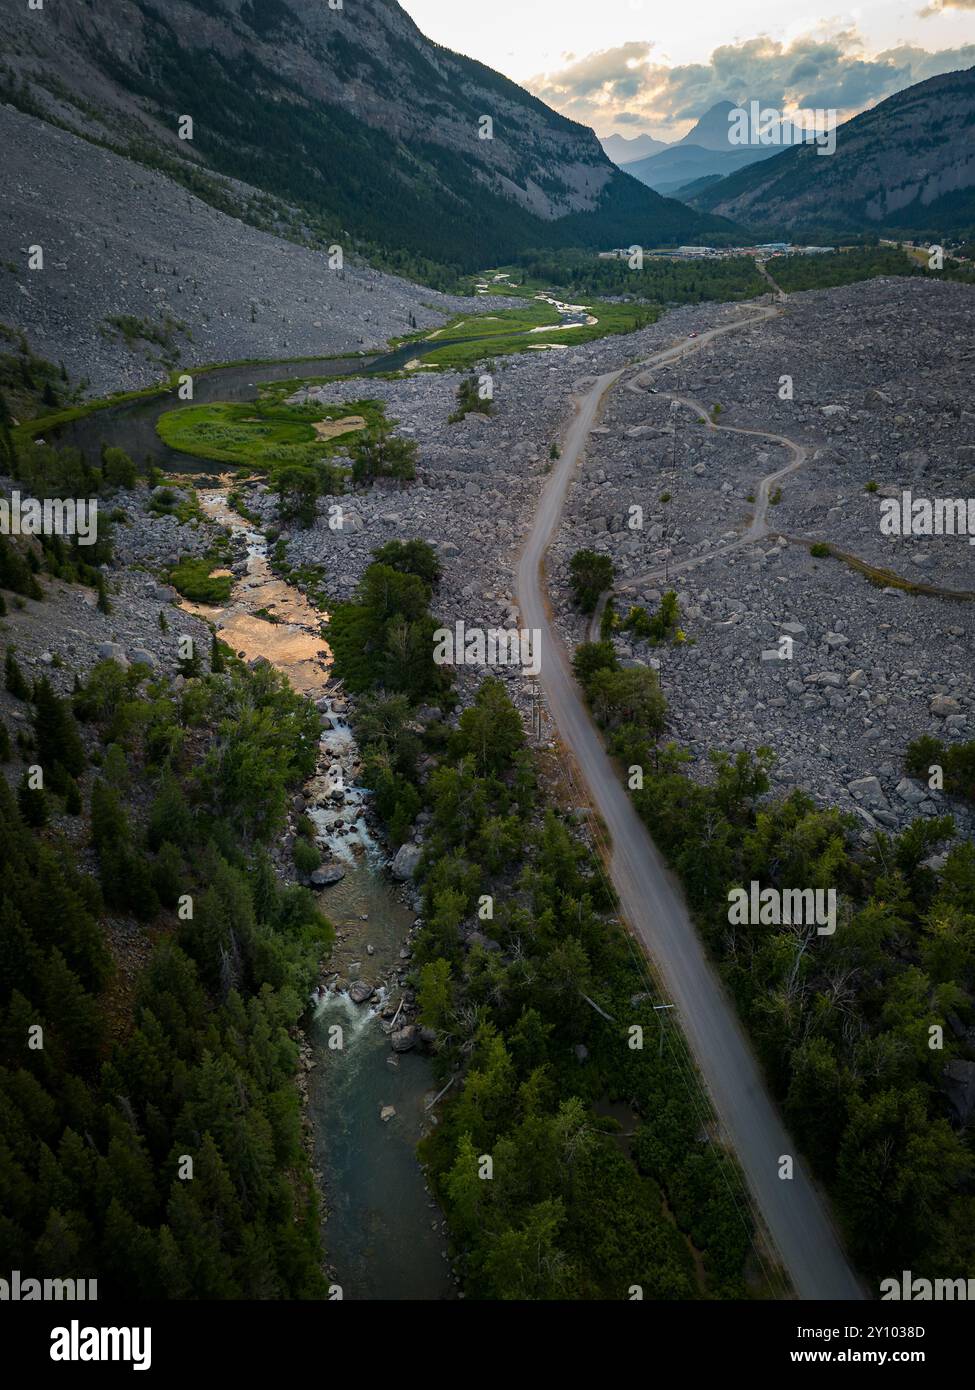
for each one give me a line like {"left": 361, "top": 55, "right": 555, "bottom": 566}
{"left": 152, "top": 841, "right": 184, "bottom": 908}
{"left": 17, "top": 771, "right": 49, "bottom": 827}
{"left": 64, "top": 778, "right": 82, "bottom": 816}
{"left": 101, "top": 447, "right": 137, "bottom": 489}
{"left": 569, "top": 549, "right": 614, "bottom": 613}
{"left": 32, "top": 676, "right": 86, "bottom": 785}
{"left": 96, "top": 573, "right": 112, "bottom": 615}
{"left": 0, "top": 390, "right": 16, "bottom": 474}
{"left": 5, "top": 647, "right": 31, "bottom": 700}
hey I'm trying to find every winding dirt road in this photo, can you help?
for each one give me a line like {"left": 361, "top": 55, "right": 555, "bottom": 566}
{"left": 588, "top": 388, "right": 808, "bottom": 640}
{"left": 515, "top": 308, "right": 864, "bottom": 1301}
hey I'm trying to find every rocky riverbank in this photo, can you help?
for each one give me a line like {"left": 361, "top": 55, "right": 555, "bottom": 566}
{"left": 180, "top": 487, "right": 453, "bottom": 1288}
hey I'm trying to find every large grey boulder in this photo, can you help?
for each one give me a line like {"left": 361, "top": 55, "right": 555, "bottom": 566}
{"left": 311, "top": 863, "right": 346, "bottom": 887}
{"left": 391, "top": 841, "right": 423, "bottom": 880}
{"left": 390, "top": 1026, "right": 418, "bottom": 1053}
{"left": 848, "top": 776, "right": 886, "bottom": 808}
{"left": 97, "top": 642, "right": 128, "bottom": 666}
{"left": 465, "top": 930, "right": 501, "bottom": 954}
{"left": 895, "top": 778, "right": 927, "bottom": 805}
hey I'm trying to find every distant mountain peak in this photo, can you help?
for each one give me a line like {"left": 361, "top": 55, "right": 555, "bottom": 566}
{"left": 677, "top": 101, "right": 741, "bottom": 151}
{"left": 600, "top": 132, "right": 670, "bottom": 166}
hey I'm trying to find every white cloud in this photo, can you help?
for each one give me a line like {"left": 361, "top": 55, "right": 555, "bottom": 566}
{"left": 920, "top": 0, "right": 975, "bottom": 13}
{"left": 526, "top": 29, "right": 975, "bottom": 136}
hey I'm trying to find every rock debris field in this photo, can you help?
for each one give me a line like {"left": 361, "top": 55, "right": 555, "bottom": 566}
{"left": 547, "top": 277, "right": 975, "bottom": 840}
{"left": 5, "top": 241, "right": 973, "bottom": 850}
{"left": 0, "top": 103, "right": 484, "bottom": 394}
{"left": 257, "top": 278, "right": 974, "bottom": 842}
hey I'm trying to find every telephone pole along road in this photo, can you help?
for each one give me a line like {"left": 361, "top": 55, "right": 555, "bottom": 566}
{"left": 515, "top": 308, "right": 864, "bottom": 1301}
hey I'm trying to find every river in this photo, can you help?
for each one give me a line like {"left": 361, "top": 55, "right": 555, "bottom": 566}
{"left": 45, "top": 304, "right": 586, "bottom": 470}
{"left": 308, "top": 863, "right": 452, "bottom": 1300}
{"left": 45, "top": 332, "right": 521, "bottom": 469}
{"left": 62, "top": 352, "right": 456, "bottom": 1301}
{"left": 36, "top": 295, "right": 595, "bottom": 1298}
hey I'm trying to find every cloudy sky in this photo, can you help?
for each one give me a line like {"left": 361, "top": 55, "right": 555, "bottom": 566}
{"left": 400, "top": 0, "right": 975, "bottom": 139}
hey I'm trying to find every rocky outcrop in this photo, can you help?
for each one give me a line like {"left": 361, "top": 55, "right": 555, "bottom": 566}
{"left": 391, "top": 841, "right": 423, "bottom": 881}
{"left": 310, "top": 863, "right": 347, "bottom": 888}
{"left": 390, "top": 1025, "right": 419, "bottom": 1053}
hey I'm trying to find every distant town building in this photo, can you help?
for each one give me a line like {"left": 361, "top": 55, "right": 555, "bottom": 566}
{"left": 598, "top": 242, "right": 835, "bottom": 265}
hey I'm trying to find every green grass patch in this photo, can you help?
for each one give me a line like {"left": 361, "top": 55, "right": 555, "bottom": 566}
{"left": 422, "top": 299, "right": 561, "bottom": 341}
{"left": 156, "top": 397, "right": 385, "bottom": 471}
{"left": 800, "top": 538, "right": 975, "bottom": 599}
{"left": 418, "top": 299, "right": 660, "bottom": 369}
{"left": 168, "top": 555, "right": 233, "bottom": 605}
{"left": 227, "top": 489, "right": 262, "bottom": 525}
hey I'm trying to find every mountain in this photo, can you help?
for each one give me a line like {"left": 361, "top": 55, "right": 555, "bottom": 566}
{"left": 0, "top": 99, "right": 469, "bottom": 394}
{"left": 677, "top": 100, "right": 825, "bottom": 151}
{"left": 601, "top": 132, "right": 670, "bottom": 165}
{"left": 621, "top": 143, "right": 779, "bottom": 195}
{"left": 669, "top": 173, "right": 725, "bottom": 202}
{"left": 677, "top": 101, "right": 741, "bottom": 151}
{"left": 688, "top": 68, "right": 975, "bottom": 239}
{"left": 621, "top": 100, "right": 832, "bottom": 200}
{"left": 0, "top": 0, "right": 733, "bottom": 274}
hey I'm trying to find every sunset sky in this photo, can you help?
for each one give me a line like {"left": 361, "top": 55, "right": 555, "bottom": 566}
{"left": 400, "top": 0, "right": 975, "bottom": 138}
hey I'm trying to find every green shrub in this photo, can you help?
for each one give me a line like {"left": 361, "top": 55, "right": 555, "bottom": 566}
{"left": 569, "top": 549, "right": 614, "bottom": 613}
{"left": 293, "top": 837, "right": 322, "bottom": 875}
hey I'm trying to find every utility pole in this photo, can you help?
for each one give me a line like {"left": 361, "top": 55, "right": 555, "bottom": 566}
{"left": 529, "top": 677, "right": 544, "bottom": 742}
